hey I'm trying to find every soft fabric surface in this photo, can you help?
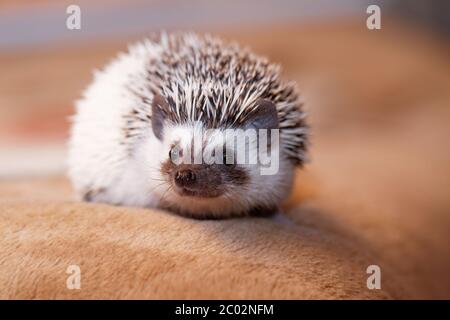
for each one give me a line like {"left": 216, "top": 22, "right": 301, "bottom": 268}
{"left": 0, "top": 176, "right": 391, "bottom": 299}
{"left": 1, "top": 21, "right": 449, "bottom": 299}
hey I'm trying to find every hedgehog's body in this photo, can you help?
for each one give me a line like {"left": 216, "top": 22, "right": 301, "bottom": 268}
{"left": 68, "top": 33, "right": 308, "bottom": 218}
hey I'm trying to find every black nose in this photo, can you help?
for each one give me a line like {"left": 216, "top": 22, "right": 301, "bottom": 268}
{"left": 174, "top": 169, "right": 196, "bottom": 187}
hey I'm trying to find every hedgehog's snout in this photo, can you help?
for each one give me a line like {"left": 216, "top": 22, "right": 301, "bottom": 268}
{"left": 168, "top": 164, "right": 224, "bottom": 198}
{"left": 174, "top": 169, "right": 196, "bottom": 188}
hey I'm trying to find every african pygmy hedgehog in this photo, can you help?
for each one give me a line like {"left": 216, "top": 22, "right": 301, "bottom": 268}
{"left": 68, "top": 32, "right": 308, "bottom": 219}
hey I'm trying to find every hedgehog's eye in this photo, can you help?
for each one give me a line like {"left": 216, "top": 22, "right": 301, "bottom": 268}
{"left": 169, "top": 146, "right": 183, "bottom": 163}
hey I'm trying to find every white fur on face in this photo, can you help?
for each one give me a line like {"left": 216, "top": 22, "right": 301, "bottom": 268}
{"left": 135, "top": 122, "right": 295, "bottom": 217}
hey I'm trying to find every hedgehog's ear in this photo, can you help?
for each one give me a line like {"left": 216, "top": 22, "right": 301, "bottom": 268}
{"left": 152, "top": 94, "right": 168, "bottom": 140}
{"left": 244, "top": 99, "right": 279, "bottom": 130}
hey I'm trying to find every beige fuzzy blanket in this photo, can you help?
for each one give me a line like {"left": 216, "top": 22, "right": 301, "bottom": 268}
{"left": 1, "top": 22, "right": 449, "bottom": 299}
{"left": 0, "top": 175, "right": 393, "bottom": 299}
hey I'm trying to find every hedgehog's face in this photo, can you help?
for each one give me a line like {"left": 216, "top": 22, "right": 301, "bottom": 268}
{"left": 159, "top": 125, "right": 250, "bottom": 199}
{"left": 148, "top": 94, "right": 291, "bottom": 218}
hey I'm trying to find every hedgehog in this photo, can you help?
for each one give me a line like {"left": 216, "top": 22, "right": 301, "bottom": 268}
{"left": 68, "top": 32, "right": 308, "bottom": 219}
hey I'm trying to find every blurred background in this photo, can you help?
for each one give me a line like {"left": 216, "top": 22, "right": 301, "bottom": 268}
{"left": 0, "top": 0, "right": 450, "bottom": 298}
